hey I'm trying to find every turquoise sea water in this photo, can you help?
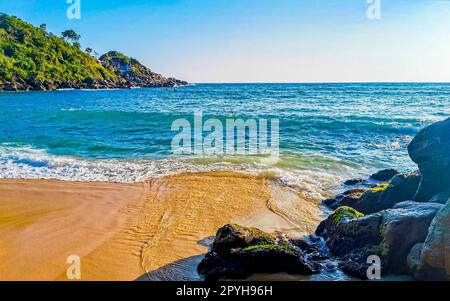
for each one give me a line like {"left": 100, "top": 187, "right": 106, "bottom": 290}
{"left": 0, "top": 83, "right": 449, "bottom": 197}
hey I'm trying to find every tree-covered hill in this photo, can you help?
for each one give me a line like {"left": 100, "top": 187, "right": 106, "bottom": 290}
{"left": 0, "top": 13, "right": 186, "bottom": 91}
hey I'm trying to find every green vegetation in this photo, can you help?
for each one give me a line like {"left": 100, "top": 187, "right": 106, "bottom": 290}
{"left": 0, "top": 13, "right": 115, "bottom": 88}
{"left": 61, "top": 29, "right": 80, "bottom": 43}
{"left": 325, "top": 206, "right": 366, "bottom": 234}
{"left": 370, "top": 184, "right": 390, "bottom": 193}
{"left": 241, "top": 243, "right": 298, "bottom": 255}
{"left": 331, "top": 206, "right": 365, "bottom": 224}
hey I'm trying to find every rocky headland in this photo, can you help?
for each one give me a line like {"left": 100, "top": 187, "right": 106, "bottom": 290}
{"left": 198, "top": 118, "right": 450, "bottom": 281}
{"left": 0, "top": 14, "right": 187, "bottom": 91}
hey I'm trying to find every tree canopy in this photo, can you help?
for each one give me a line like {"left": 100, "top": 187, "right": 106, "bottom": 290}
{"left": 61, "top": 29, "right": 81, "bottom": 43}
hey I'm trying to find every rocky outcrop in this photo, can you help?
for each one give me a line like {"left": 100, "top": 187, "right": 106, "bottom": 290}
{"left": 408, "top": 118, "right": 450, "bottom": 202}
{"left": 415, "top": 199, "right": 450, "bottom": 280}
{"left": 199, "top": 118, "right": 450, "bottom": 281}
{"left": 197, "top": 224, "right": 319, "bottom": 280}
{"left": 99, "top": 51, "right": 187, "bottom": 88}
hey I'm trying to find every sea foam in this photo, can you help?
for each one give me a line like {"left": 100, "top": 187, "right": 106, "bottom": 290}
{"left": 0, "top": 145, "right": 354, "bottom": 200}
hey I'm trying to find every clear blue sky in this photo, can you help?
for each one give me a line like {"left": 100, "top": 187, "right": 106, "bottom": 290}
{"left": 1, "top": 0, "right": 449, "bottom": 83}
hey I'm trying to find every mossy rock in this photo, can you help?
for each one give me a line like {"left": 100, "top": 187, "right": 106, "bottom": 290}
{"left": 351, "top": 172, "right": 422, "bottom": 214}
{"left": 212, "top": 224, "right": 275, "bottom": 254}
{"left": 198, "top": 224, "right": 318, "bottom": 280}
{"left": 350, "top": 186, "right": 386, "bottom": 214}
{"left": 331, "top": 206, "right": 365, "bottom": 225}
{"left": 316, "top": 207, "right": 382, "bottom": 256}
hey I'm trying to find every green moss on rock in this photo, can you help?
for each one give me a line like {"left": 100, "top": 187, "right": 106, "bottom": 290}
{"left": 370, "top": 184, "right": 390, "bottom": 193}
{"left": 240, "top": 243, "right": 298, "bottom": 255}
{"left": 331, "top": 206, "right": 365, "bottom": 224}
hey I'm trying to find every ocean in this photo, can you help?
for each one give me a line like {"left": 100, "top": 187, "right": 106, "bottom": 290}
{"left": 0, "top": 83, "right": 449, "bottom": 198}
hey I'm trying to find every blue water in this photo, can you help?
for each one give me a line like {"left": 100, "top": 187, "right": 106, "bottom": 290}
{"left": 0, "top": 83, "right": 449, "bottom": 195}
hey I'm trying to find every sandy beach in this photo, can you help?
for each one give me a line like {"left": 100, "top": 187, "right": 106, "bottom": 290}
{"left": 0, "top": 172, "right": 323, "bottom": 281}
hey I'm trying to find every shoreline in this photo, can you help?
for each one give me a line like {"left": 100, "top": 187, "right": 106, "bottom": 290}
{"left": 0, "top": 172, "right": 323, "bottom": 281}
{"left": 0, "top": 83, "right": 191, "bottom": 93}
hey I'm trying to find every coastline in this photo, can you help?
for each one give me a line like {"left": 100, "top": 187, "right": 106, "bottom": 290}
{"left": 0, "top": 172, "right": 322, "bottom": 281}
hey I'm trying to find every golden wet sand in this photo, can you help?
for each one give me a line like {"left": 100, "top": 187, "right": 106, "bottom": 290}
{"left": 0, "top": 172, "right": 322, "bottom": 281}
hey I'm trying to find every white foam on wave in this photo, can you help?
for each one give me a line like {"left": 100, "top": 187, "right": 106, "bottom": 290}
{"left": 0, "top": 145, "right": 359, "bottom": 200}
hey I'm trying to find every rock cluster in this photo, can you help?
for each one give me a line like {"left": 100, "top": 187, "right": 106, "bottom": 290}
{"left": 316, "top": 118, "right": 450, "bottom": 280}
{"left": 198, "top": 118, "right": 450, "bottom": 281}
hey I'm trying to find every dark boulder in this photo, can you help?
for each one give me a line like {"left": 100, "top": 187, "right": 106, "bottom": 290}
{"left": 370, "top": 169, "right": 399, "bottom": 182}
{"left": 408, "top": 118, "right": 450, "bottom": 202}
{"left": 236, "top": 243, "right": 318, "bottom": 275}
{"left": 198, "top": 224, "right": 319, "bottom": 280}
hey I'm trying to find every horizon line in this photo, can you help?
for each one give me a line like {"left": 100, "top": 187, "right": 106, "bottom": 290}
{"left": 190, "top": 81, "right": 450, "bottom": 84}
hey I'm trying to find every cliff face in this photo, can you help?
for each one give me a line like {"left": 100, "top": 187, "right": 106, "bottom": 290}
{"left": 0, "top": 14, "right": 186, "bottom": 91}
